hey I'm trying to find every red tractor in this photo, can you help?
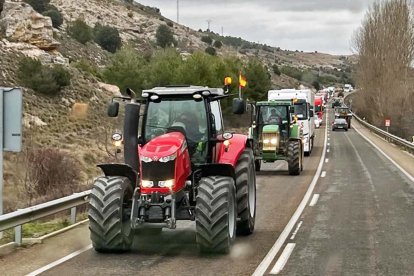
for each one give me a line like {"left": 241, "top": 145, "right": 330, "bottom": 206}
{"left": 88, "top": 85, "right": 256, "bottom": 253}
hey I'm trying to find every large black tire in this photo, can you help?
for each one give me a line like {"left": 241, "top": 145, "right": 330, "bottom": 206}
{"left": 255, "top": 159, "right": 261, "bottom": 172}
{"left": 288, "top": 140, "right": 301, "bottom": 175}
{"left": 195, "top": 176, "right": 236, "bottom": 253}
{"left": 235, "top": 149, "right": 256, "bottom": 235}
{"left": 88, "top": 176, "right": 133, "bottom": 253}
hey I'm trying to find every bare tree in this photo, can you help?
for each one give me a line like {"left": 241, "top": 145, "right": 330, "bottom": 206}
{"left": 353, "top": 0, "right": 414, "bottom": 139}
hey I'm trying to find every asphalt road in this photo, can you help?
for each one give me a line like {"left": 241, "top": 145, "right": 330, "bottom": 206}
{"left": 1, "top": 106, "right": 413, "bottom": 276}
{"left": 281, "top": 113, "right": 414, "bottom": 275}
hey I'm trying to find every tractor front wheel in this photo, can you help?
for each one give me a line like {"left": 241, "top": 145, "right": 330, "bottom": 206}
{"left": 235, "top": 148, "right": 256, "bottom": 235}
{"left": 288, "top": 140, "right": 301, "bottom": 175}
{"left": 88, "top": 176, "right": 133, "bottom": 253}
{"left": 195, "top": 176, "right": 236, "bottom": 253}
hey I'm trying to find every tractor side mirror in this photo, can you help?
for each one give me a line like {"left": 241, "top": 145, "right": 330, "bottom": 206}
{"left": 108, "top": 102, "right": 120, "bottom": 117}
{"left": 232, "top": 98, "right": 245, "bottom": 114}
{"left": 310, "top": 110, "right": 314, "bottom": 117}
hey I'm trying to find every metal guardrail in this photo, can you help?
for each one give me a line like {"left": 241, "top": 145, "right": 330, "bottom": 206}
{"left": 352, "top": 114, "right": 414, "bottom": 154}
{"left": 0, "top": 190, "right": 90, "bottom": 245}
{"left": 344, "top": 92, "right": 414, "bottom": 154}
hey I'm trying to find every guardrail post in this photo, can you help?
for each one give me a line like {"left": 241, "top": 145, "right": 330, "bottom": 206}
{"left": 14, "top": 225, "right": 22, "bottom": 245}
{"left": 70, "top": 207, "right": 76, "bottom": 224}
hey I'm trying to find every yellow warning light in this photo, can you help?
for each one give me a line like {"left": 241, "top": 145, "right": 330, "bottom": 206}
{"left": 224, "top": 77, "right": 232, "bottom": 86}
{"left": 292, "top": 98, "right": 298, "bottom": 103}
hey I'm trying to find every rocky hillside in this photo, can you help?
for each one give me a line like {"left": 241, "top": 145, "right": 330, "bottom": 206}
{"left": 0, "top": 0, "right": 353, "bottom": 211}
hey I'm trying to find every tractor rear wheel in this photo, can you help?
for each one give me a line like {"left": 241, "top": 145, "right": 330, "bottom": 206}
{"left": 235, "top": 148, "right": 256, "bottom": 235}
{"left": 288, "top": 140, "right": 301, "bottom": 175}
{"left": 195, "top": 176, "right": 236, "bottom": 253}
{"left": 88, "top": 176, "right": 133, "bottom": 253}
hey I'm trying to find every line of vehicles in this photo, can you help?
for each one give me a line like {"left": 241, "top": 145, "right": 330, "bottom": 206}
{"left": 87, "top": 79, "right": 353, "bottom": 254}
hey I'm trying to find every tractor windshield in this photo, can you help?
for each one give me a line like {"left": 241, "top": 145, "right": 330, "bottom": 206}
{"left": 145, "top": 98, "right": 208, "bottom": 142}
{"left": 257, "top": 105, "right": 288, "bottom": 125}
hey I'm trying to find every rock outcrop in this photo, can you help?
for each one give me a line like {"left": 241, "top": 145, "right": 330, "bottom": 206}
{"left": 0, "top": 0, "right": 59, "bottom": 50}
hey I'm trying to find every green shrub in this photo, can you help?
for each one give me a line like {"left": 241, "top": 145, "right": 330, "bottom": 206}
{"left": 24, "top": 0, "right": 50, "bottom": 13}
{"left": 205, "top": 46, "right": 216, "bottom": 56}
{"left": 166, "top": 21, "right": 174, "bottom": 27}
{"left": 94, "top": 24, "right": 122, "bottom": 53}
{"left": 18, "top": 57, "right": 71, "bottom": 95}
{"left": 213, "top": 40, "right": 222, "bottom": 49}
{"left": 155, "top": 25, "right": 174, "bottom": 48}
{"left": 68, "top": 19, "right": 93, "bottom": 44}
{"left": 43, "top": 9, "right": 63, "bottom": 28}
{"left": 280, "top": 65, "right": 303, "bottom": 81}
{"left": 201, "top": 36, "right": 213, "bottom": 45}
{"left": 73, "top": 59, "right": 99, "bottom": 76}
{"left": 272, "top": 64, "right": 281, "bottom": 76}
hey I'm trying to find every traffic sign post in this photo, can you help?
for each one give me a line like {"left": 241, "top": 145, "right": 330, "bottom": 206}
{"left": 0, "top": 87, "right": 23, "bottom": 239}
{"left": 385, "top": 119, "right": 391, "bottom": 133}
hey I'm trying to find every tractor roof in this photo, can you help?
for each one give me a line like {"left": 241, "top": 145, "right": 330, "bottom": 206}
{"left": 142, "top": 86, "right": 225, "bottom": 97}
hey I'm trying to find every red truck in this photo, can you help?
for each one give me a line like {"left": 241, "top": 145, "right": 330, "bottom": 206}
{"left": 314, "top": 96, "right": 324, "bottom": 126}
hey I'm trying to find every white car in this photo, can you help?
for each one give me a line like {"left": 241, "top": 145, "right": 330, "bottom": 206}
{"left": 314, "top": 114, "right": 320, "bottom": 128}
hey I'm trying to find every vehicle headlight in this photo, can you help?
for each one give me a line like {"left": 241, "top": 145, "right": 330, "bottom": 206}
{"left": 158, "top": 179, "right": 174, "bottom": 188}
{"left": 159, "top": 152, "right": 177, "bottom": 162}
{"left": 270, "top": 138, "right": 278, "bottom": 145}
{"left": 140, "top": 155, "right": 152, "bottom": 163}
{"left": 111, "top": 131, "right": 123, "bottom": 147}
{"left": 263, "top": 139, "right": 270, "bottom": 144}
{"left": 141, "top": 180, "right": 154, "bottom": 188}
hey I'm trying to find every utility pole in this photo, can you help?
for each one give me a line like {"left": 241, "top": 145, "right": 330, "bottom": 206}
{"left": 176, "top": 0, "right": 179, "bottom": 24}
{"left": 206, "top": 19, "right": 212, "bottom": 31}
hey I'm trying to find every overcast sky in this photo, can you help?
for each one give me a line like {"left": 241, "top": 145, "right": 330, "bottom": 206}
{"left": 136, "top": 0, "right": 376, "bottom": 55}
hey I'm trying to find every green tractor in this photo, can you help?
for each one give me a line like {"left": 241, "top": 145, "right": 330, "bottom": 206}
{"left": 248, "top": 100, "right": 304, "bottom": 175}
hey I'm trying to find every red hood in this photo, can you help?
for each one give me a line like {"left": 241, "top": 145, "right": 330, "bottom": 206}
{"left": 140, "top": 132, "right": 185, "bottom": 158}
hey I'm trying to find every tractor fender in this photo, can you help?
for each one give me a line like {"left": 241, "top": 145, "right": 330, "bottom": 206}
{"left": 217, "top": 134, "right": 250, "bottom": 167}
{"left": 197, "top": 163, "right": 235, "bottom": 179}
{"left": 97, "top": 163, "right": 138, "bottom": 188}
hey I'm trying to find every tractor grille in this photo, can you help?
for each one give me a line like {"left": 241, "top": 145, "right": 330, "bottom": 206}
{"left": 141, "top": 160, "right": 175, "bottom": 184}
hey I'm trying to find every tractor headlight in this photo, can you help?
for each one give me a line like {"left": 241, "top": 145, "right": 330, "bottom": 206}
{"left": 270, "top": 138, "right": 278, "bottom": 145}
{"left": 140, "top": 155, "right": 152, "bottom": 163}
{"left": 111, "top": 131, "right": 123, "bottom": 147}
{"left": 158, "top": 179, "right": 175, "bottom": 188}
{"left": 263, "top": 139, "right": 270, "bottom": 144}
{"left": 141, "top": 180, "right": 154, "bottom": 188}
{"left": 159, "top": 152, "right": 177, "bottom": 163}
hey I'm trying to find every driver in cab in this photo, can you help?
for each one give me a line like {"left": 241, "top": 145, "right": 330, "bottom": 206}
{"left": 267, "top": 109, "right": 282, "bottom": 124}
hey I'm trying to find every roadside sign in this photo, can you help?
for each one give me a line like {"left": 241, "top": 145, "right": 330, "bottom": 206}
{"left": 0, "top": 87, "right": 23, "bottom": 237}
{"left": 385, "top": 119, "right": 391, "bottom": 127}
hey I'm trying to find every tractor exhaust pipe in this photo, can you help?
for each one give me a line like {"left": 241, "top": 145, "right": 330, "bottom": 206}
{"left": 123, "top": 103, "right": 140, "bottom": 172}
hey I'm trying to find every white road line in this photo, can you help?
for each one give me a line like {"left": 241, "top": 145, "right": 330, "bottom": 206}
{"left": 25, "top": 244, "right": 93, "bottom": 276}
{"left": 290, "top": 221, "right": 303, "bottom": 240}
{"left": 328, "top": 137, "right": 330, "bottom": 140}
{"left": 327, "top": 143, "right": 330, "bottom": 146}
{"left": 252, "top": 113, "right": 328, "bottom": 276}
{"left": 309, "top": 194, "right": 320, "bottom": 207}
{"left": 353, "top": 125, "right": 414, "bottom": 183}
{"left": 327, "top": 149, "right": 330, "bottom": 153}
{"left": 321, "top": 171, "right": 326, "bottom": 178}
{"left": 325, "top": 158, "right": 329, "bottom": 163}
{"left": 269, "top": 243, "right": 296, "bottom": 275}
